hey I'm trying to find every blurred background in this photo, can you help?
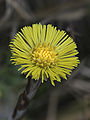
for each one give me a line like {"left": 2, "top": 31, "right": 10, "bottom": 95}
{"left": 0, "top": 0, "right": 90, "bottom": 120}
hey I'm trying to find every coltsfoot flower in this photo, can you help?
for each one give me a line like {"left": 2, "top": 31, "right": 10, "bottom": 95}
{"left": 10, "top": 24, "right": 80, "bottom": 86}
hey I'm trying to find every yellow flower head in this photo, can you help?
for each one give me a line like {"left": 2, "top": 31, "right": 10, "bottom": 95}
{"left": 10, "top": 24, "right": 80, "bottom": 86}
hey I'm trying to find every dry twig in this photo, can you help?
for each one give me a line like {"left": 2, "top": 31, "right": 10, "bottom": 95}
{"left": 0, "top": 0, "right": 13, "bottom": 27}
{"left": 7, "top": 0, "right": 35, "bottom": 20}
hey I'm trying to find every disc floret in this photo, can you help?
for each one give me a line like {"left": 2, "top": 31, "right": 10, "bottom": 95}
{"left": 31, "top": 42, "right": 58, "bottom": 67}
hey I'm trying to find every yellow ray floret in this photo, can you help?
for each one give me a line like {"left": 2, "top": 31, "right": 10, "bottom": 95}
{"left": 10, "top": 24, "right": 80, "bottom": 86}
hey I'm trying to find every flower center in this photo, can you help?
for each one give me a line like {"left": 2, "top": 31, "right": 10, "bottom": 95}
{"left": 32, "top": 43, "right": 58, "bottom": 67}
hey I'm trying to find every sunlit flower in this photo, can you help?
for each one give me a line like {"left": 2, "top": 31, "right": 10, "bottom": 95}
{"left": 10, "top": 24, "right": 80, "bottom": 86}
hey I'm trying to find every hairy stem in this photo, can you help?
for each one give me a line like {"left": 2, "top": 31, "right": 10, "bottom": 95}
{"left": 8, "top": 77, "right": 41, "bottom": 120}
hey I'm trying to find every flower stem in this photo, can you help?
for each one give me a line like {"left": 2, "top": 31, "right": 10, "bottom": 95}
{"left": 8, "top": 77, "right": 41, "bottom": 120}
